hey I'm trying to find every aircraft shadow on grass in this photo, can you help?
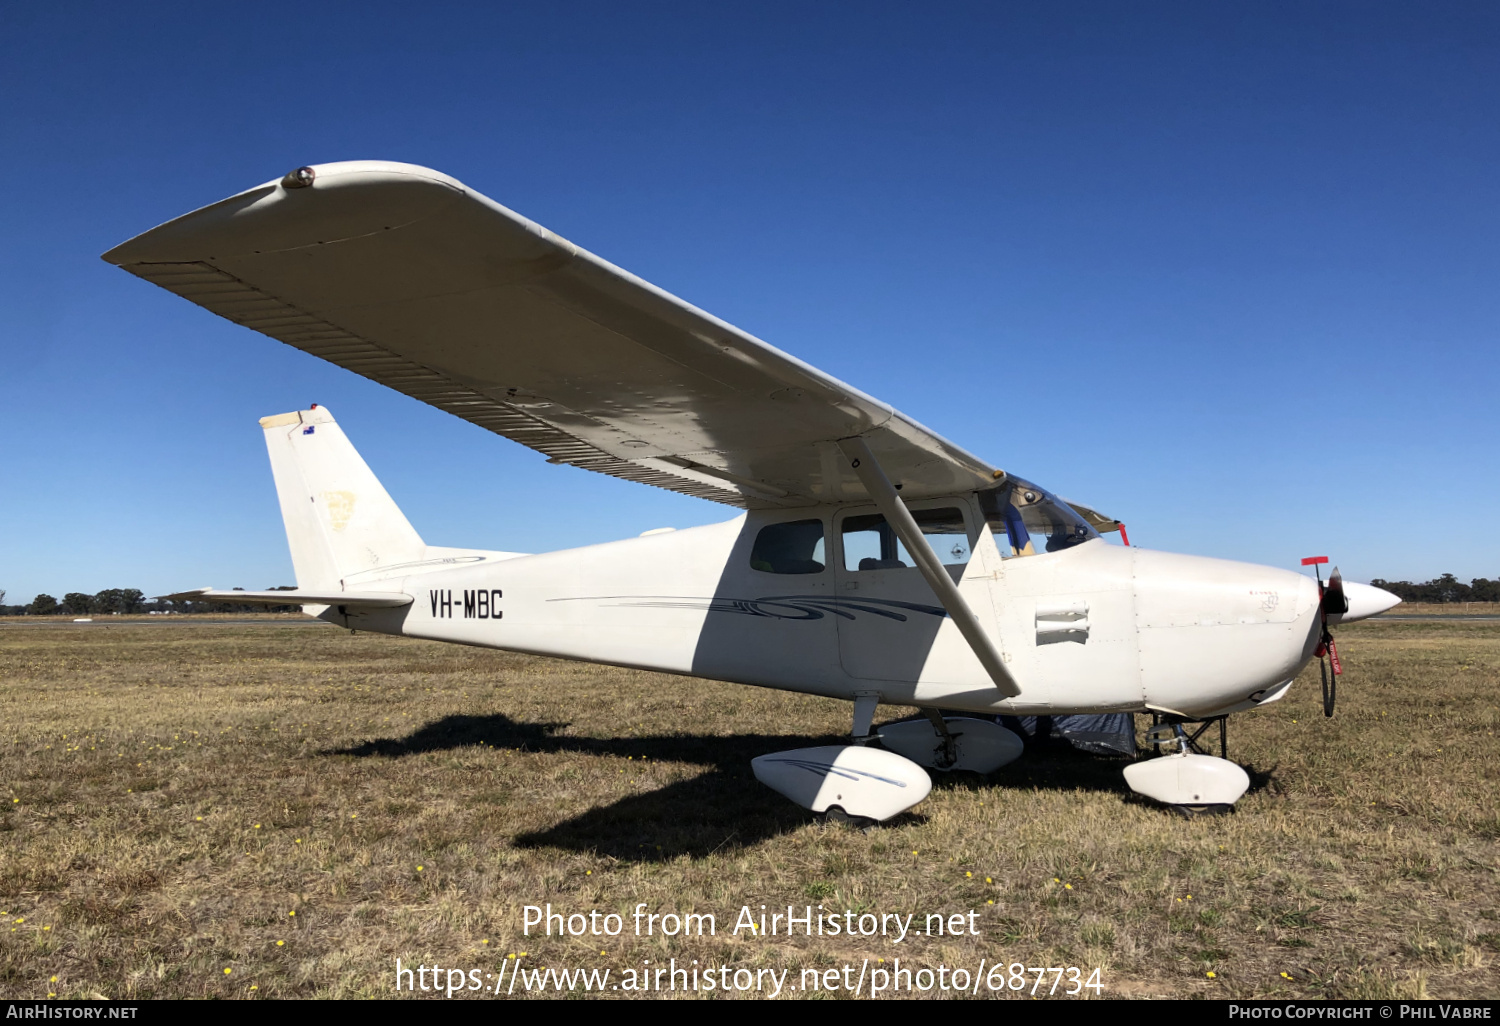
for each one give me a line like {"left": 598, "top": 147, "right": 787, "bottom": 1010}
{"left": 325, "top": 715, "right": 1274, "bottom": 861}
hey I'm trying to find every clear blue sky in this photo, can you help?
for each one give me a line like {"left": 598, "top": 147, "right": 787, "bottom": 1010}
{"left": 2, "top": 1, "right": 1496, "bottom": 602}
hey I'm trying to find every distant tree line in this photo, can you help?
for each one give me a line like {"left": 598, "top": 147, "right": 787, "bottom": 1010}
{"left": 0, "top": 587, "right": 301, "bottom": 616}
{"left": 1368, "top": 574, "right": 1500, "bottom": 604}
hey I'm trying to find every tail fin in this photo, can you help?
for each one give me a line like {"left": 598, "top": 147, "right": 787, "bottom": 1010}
{"left": 260, "top": 406, "right": 426, "bottom": 589}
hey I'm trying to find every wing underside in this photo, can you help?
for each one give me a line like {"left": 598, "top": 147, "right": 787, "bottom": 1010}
{"left": 105, "top": 161, "right": 999, "bottom": 508}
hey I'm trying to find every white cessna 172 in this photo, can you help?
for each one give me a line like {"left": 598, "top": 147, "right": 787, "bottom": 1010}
{"left": 106, "top": 161, "right": 1400, "bottom": 822}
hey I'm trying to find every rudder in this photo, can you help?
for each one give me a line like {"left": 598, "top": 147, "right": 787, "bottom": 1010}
{"left": 260, "top": 406, "right": 426, "bottom": 589}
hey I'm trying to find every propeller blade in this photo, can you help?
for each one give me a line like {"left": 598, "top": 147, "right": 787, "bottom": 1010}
{"left": 1323, "top": 566, "right": 1349, "bottom": 616}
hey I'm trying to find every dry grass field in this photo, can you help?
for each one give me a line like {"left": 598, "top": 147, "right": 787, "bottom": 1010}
{"left": 1, "top": 614, "right": 1496, "bottom": 1000}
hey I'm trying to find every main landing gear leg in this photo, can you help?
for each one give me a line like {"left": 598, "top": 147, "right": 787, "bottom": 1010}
{"left": 851, "top": 692, "right": 880, "bottom": 745}
{"left": 921, "top": 707, "right": 960, "bottom": 769}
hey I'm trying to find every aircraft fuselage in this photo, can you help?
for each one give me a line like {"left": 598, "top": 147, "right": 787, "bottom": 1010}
{"left": 336, "top": 504, "right": 1323, "bottom": 720}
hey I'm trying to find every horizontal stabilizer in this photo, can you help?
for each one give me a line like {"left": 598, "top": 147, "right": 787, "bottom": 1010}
{"left": 159, "top": 588, "right": 412, "bottom": 609}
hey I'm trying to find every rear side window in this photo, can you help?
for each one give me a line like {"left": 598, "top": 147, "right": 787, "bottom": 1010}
{"left": 842, "top": 507, "right": 970, "bottom": 570}
{"left": 750, "top": 519, "right": 826, "bottom": 574}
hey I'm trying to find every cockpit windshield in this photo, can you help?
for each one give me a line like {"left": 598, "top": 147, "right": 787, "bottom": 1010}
{"left": 977, "top": 476, "right": 1098, "bottom": 557}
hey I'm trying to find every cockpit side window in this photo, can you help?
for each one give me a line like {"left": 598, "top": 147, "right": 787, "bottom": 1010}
{"left": 749, "top": 519, "right": 827, "bottom": 574}
{"left": 978, "top": 479, "right": 1097, "bottom": 557}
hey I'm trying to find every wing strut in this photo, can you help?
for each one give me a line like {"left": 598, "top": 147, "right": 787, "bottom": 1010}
{"left": 837, "top": 437, "right": 1021, "bottom": 699}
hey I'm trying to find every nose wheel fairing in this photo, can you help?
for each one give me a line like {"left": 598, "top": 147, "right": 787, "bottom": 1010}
{"left": 1123, "top": 751, "right": 1250, "bottom": 813}
{"left": 1126, "top": 715, "right": 1250, "bottom": 812}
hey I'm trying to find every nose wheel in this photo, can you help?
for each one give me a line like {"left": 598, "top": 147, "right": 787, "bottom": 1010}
{"left": 1127, "top": 714, "right": 1249, "bottom": 812}
{"left": 1318, "top": 646, "right": 1337, "bottom": 717}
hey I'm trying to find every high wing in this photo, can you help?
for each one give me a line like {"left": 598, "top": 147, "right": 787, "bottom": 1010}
{"left": 1063, "top": 500, "right": 1123, "bottom": 535}
{"left": 104, "top": 161, "right": 1000, "bottom": 508}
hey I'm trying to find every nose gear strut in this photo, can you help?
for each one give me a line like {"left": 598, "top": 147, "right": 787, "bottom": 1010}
{"left": 1146, "top": 714, "right": 1228, "bottom": 758}
{"left": 1303, "top": 557, "right": 1348, "bottom": 717}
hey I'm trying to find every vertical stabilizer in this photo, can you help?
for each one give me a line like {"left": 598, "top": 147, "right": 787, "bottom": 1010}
{"left": 260, "top": 407, "right": 426, "bottom": 589}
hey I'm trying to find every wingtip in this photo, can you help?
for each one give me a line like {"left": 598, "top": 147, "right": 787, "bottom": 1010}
{"left": 101, "top": 161, "right": 465, "bottom": 266}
